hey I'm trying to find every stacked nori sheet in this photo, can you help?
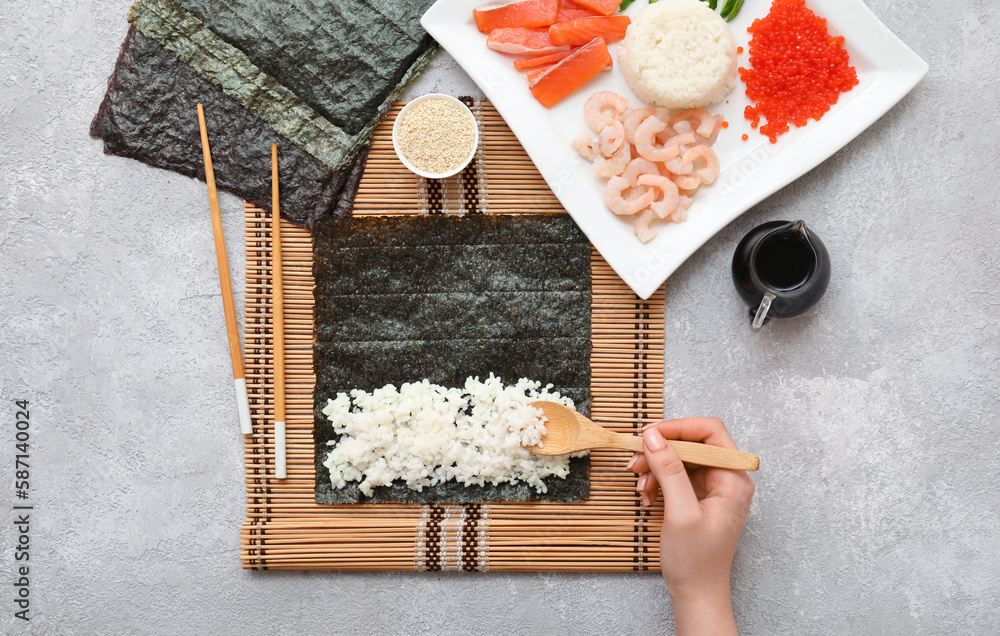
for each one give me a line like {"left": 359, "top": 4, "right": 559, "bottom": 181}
{"left": 127, "top": 0, "right": 438, "bottom": 172}
{"left": 90, "top": 27, "right": 368, "bottom": 229}
{"left": 313, "top": 214, "right": 593, "bottom": 504}
{"left": 92, "top": 0, "right": 438, "bottom": 227}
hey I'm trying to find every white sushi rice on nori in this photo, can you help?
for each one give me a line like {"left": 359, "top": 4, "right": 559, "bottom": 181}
{"left": 322, "top": 375, "right": 584, "bottom": 497}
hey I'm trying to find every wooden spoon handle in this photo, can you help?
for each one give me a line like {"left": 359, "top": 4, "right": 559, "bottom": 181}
{"left": 613, "top": 434, "right": 759, "bottom": 471}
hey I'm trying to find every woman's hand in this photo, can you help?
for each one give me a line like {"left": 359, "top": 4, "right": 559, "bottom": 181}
{"left": 627, "top": 417, "right": 755, "bottom": 636}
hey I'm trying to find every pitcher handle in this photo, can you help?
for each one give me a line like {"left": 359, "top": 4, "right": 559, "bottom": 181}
{"left": 752, "top": 293, "right": 776, "bottom": 330}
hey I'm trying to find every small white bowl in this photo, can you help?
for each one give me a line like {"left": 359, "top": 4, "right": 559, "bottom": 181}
{"left": 391, "top": 93, "right": 479, "bottom": 180}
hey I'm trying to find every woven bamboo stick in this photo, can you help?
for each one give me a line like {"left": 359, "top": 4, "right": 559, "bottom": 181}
{"left": 241, "top": 99, "right": 667, "bottom": 572}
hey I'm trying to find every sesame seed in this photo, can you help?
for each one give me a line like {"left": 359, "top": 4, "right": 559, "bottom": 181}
{"left": 397, "top": 99, "right": 477, "bottom": 175}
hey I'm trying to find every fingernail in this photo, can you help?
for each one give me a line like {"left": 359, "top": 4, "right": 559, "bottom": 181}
{"left": 642, "top": 422, "right": 658, "bottom": 432}
{"left": 644, "top": 427, "right": 667, "bottom": 451}
{"left": 637, "top": 473, "right": 649, "bottom": 491}
{"left": 626, "top": 455, "right": 639, "bottom": 471}
{"left": 641, "top": 493, "right": 650, "bottom": 508}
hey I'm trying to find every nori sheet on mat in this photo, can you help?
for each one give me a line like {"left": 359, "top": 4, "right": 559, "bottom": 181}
{"left": 313, "top": 214, "right": 593, "bottom": 505}
{"left": 128, "top": 0, "right": 438, "bottom": 172}
{"left": 90, "top": 27, "right": 368, "bottom": 229}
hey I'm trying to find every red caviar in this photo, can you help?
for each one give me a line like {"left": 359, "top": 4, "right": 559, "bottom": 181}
{"left": 739, "top": 0, "right": 858, "bottom": 143}
{"left": 737, "top": 46, "right": 744, "bottom": 54}
{"left": 742, "top": 133, "right": 749, "bottom": 141}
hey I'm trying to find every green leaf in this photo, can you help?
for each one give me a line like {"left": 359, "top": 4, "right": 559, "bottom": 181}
{"left": 618, "top": 0, "right": 635, "bottom": 9}
{"left": 720, "top": 0, "right": 743, "bottom": 19}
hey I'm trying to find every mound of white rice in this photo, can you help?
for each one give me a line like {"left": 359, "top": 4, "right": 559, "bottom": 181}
{"left": 618, "top": 0, "right": 737, "bottom": 109}
{"left": 321, "top": 375, "right": 582, "bottom": 497}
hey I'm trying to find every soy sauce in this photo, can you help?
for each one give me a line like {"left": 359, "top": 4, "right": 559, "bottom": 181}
{"left": 753, "top": 236, "right": 815, "bottom": 292}
{"left": 732, "top": 220, "right": 831, "bottom": 324}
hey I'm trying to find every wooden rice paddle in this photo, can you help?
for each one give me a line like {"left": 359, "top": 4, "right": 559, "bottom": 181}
{"left": 196, "top": 104, "right": 252, "bottom": 435}
{"left": 271, "top": 144, "right": 287, "bottom": 479}
{"left": 527, "top": 401, "right": 759, "bottom": 471}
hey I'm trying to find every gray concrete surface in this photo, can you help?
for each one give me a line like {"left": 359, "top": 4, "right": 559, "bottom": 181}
{"left": 1, "top": 0, "right": 998, "bottom": 633}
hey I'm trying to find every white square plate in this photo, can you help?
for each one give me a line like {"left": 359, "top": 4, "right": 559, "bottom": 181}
{"left": 421, "top": 0, "right": 927, "bottom": 298}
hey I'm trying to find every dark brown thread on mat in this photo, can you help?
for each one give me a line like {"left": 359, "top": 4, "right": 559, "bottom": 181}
{"left": 427, "top": 178, "right": 444, "bottom": 214}
{"left": 250, "top": 208, "right": 270, "bottom": 569}
{"left": 463, "top": 163, "right": 479, "bottom": 214}
{"left": 425, "top": 506, "right": 445, "bottom": 571}
{"left": 461, "top": 504, "right": 482, "bottom": 571}
{"left": 260, "top": 210, "right": 271, "bottom": 569}
{"left": 459, "top": 97, "right": 480, "bottom": 215}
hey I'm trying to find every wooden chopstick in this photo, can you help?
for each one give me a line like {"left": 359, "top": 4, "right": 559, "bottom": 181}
{"left": 271, "top": 144, "right": 287, "bottom": 479}
{"left": 196, "top": 104, "right": 252, "bottom": 435}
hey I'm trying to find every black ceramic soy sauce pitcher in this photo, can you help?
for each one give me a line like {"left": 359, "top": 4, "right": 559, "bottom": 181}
{"left": 732, "top": 220, "right": 831, "bottom": 330}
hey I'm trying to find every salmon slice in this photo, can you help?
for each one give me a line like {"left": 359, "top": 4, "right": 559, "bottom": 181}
{"left": 529, "top": 37, "right": 612, "bottom": 107}
{"left": 564, "top": 0, "right": 621, "bottom": 16}
{"left": 525, "top": 64, "right": 556, "bottom": 83}
{"left": 549, "top": 16, "right": 630, "bottom": 45}
{"left": 473, "top": 0, "right": 559, "bottom": 33}
{"left": 513, "top": 49, "right": 575, "bottom": 69}
{"left": 556, "top": 0, "right": 602, "bottom": 21}
{"left": 487, "top": 27, "right": 571, "bottom": 55}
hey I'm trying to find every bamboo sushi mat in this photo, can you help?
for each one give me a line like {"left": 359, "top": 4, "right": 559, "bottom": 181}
{"left": 240, "top": 100, "right": 666, "bottom": 571}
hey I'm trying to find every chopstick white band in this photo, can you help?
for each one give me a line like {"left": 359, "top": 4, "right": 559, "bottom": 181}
{"left": 235, "top": 378, "right": 252, "bottom": 436}
{"left": 275, "top": 421, "right": 287, "bottom": 479}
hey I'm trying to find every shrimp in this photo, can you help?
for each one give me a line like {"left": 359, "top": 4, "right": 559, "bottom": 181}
{"left": 663, "top": 157, "right": 691, "bottom": 175}
{"left": 598, "top": 120, "right": 626, "bottom": 157}
{"left": 584, "top": 91, "right": 629, "bottom": 133}
{"left": 652, "top": 108, "right": 680, "bottom": 144}
{"left": 634, "top": 116, "right": 682, "bottom": 163}
{"left": 621, "top": 158, "right": 660, "bottom": 187}
{"left": 571, "top": 131, "right": 597, "bottom": 161}
{"left": 673, "top": 174, "right": 702, "bottom": 190}
{"left": 622, "top": 107, "right": 654, "bottom": 145}
{"left": 664, "top": 132, "right": 696, "bottom": 148}
{"left": 682, "top": 145, "right": 720, "bottom": 184}
{"left": 671, "top": 119, "right": 693, "bottom": 137}
{"left": 604, "top": 176, "right": 655, "bottom": 216}
{"left": 633, "top": 208, "right": 658, "bottom": 243}
{"left": 671, "top": 196, "right": 693, "bottom": 223}
{"left": 637, "top": 174, "right": 680, "bottom": 219}
{"left": 594, "top": 141, "right": 630, "bottom": 178}
{"left": 655, "top": 133, "right": 696, "bottom": 175}
{"left": 671, "top": 109, "right": 716, "bottom": 138}
{"left": 694, "top": 114, "right": 725, "bottom": 146}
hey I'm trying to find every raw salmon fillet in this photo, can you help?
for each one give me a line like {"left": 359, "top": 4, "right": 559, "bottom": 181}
{"left": 556, "top": 0, "right": 602, "bottom": 21}
{"left": 525, "top": 64, "right": 556, "bottom": 82}
{"left": 549, "top": 16, "right": 630, "bottom": 45}
{"left": 513, "top": 49, "right": 575, "bottom": 69}
{"left": 529, "top": 37, "right": 612, "bottom": 106}
{"left": 473, "top": 0, "right": 559, "bottom": 33}
{"left": 487, "top": 27, "right": 571, "bottom": 55}
{"left": 564, "top": 0, "right": 620, "bottom": 16}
